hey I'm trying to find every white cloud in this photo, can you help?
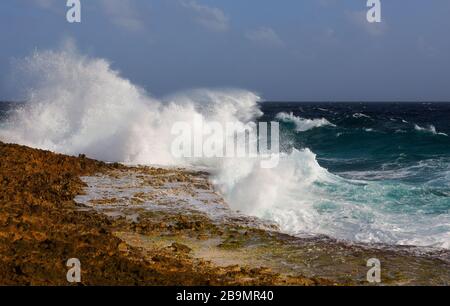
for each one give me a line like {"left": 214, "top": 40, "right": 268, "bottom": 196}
{"left": 245, "top": 27, "right": 284, "bottom": 47}
{"left": 317, "top": 0, "right": 338, "bottom": 8}
{"left": 34, "top": 0, "right": 55, "bottom": 9}
{"left": 31, "top": 0, "right": 60, "bottom": 13}
{"left": 100, "top": 0, "right": 143, "bottom": 32}
{"left": 180, "top": 0, "right": 229, "bottom": 32}
{"left": 32, "top": 0, "right": 143, "bottom": 31}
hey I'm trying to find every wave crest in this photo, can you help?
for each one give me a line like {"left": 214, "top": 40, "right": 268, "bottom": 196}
{"left": 414, "top": 124, "right": 448, "bottom": 136}
{"left": 276, "top": 112, "right": 334, "bottom": 132}
{"left": 0, "top": 48, "right": 262, "bottom": 165}
{"left": 1, "top": 46, "right": 449, "bottom": 250}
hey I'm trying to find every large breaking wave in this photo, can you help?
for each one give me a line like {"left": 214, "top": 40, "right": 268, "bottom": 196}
{"left": 1, "top": 47, "right": 449, "bottom": 250}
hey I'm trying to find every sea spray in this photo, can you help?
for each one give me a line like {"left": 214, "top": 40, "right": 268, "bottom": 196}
{"left": 0, "top": 47, "right": 263, "bottom": 166}
{"left": 1, "top": 47, "right": 449, "bottom": 249}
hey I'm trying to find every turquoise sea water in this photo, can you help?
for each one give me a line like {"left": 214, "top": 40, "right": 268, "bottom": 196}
{"left": 255, "top": 102, "right": 449, "bottom": 248}
{"left": 1, "top": 101, "right": 449, "bottom": 248}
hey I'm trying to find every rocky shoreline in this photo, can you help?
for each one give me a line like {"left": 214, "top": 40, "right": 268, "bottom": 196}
{"left": 0, "top": 141, "right": 326, "bottom": 285}
{"left": 1, "top": 141, "right": 449, "bottom": 285}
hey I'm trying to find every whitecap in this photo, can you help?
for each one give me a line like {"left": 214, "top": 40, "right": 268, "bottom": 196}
{"left": 414, "top": 124, "right": 448, "bottom": 136}
{"left": 275, "top": 112, "right": 334, "bottom": 132}
{"left": 352, "top": 112, "right": 371, "bottom": 119}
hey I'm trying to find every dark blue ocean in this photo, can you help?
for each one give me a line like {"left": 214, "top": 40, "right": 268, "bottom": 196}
{"left": 257, "top": 102, "right": 450, "bottom": 248}
{"left": 261, "top": 102, "right": 450, "bottom": 175}
{"left": 1, "top": 101, "right": 449, "bottom": 248}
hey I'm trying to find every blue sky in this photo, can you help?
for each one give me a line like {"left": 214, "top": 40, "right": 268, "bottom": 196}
{"left": 1, "top": 0, "right": 450, "bottom": 101}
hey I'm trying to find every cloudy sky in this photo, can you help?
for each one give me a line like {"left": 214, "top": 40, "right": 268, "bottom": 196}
{"left": 1, "top": 0, "right": 450, "bottom": 101}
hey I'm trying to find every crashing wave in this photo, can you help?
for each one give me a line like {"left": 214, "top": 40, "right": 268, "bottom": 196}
{"left": 1, "top": 45, "right": 449, "bottom": 250}
{"left": 0, "top": 48, "right": 264, "bottom": 165}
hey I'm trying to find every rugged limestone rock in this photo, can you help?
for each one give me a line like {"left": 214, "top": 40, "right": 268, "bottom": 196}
{"left": 3, "top": 141, "right": 447, "bottom": 286}
{"left": 0, "top": 142, "right": 321, "bottom": 285}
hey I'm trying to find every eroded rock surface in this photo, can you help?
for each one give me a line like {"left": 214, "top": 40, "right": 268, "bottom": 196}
{"left": 76, "top": 164, "right": 450, "bottom": 285}
{"left": 0, "top": 142, "right": 323, "bottom": 285}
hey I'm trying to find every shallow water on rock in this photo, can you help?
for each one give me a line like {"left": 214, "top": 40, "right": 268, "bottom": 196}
{"left": 75, "top": 167, "right": 450, "bottom": 285}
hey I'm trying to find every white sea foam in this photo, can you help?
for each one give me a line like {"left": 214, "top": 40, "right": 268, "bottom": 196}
{"left": 0, "top": 47, "right": 263, "bottom": 166}
{"left": 414, "top": 124, "right": 448, "bottom": 136}
{"left": 352, "top": 112, "right": 371, "bottom": 119}
{"left": 1, "top": 46, "right": 449, "bottom": 250}
{"left": 219, "top": 150, "right": 450, "bottom": 249}
{"left": 275, "top": 112, "right": 334, "bottom": 132}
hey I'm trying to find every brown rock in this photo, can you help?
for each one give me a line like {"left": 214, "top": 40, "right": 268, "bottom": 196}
{"left": 169, "top": 242, "right": 192, "bottom": 254}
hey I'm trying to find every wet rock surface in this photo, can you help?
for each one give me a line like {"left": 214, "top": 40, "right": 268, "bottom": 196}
{"left": 75, "top": 159, "right": 450, "bottom": 285}
{"left": 0, "top": 141, "right": 324, "bottom": 285}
